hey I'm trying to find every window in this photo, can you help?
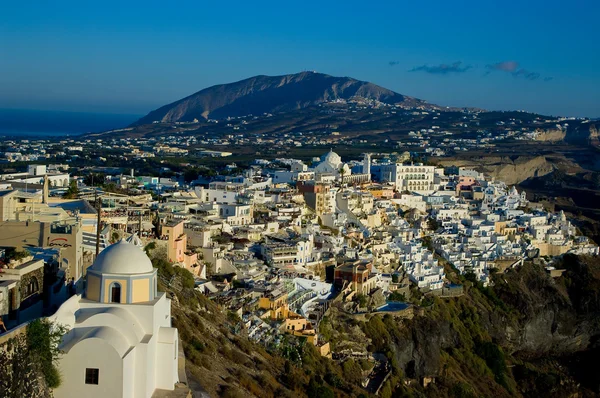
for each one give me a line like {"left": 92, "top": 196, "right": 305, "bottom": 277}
{"left": 85, "top": 368, "right": 99, "bottom": 385}
{"left": 110, "top": 283, "right": 121, "bottom": 303}
{"left": 26, "top": 277, "right": 39, "bottom": 297}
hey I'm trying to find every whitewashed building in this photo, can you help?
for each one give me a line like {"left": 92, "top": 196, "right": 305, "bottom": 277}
{"left": 51, "top": 240, "right": 179, "bottom": 398}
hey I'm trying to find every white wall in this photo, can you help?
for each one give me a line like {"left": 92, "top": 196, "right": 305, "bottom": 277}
{"left": 55, "top": 338, "right": 124, "bottom": 398}
{"left": 156, "top": 328, "right": 178, "bottom": 389}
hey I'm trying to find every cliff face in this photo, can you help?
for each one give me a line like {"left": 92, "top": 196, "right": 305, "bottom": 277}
{"left": 494, "top": 256, "right": 600, "bottom": 357}
{"left": 529, "top": 122, "right": 598, "bottom": 147}
{"left": 133, "top": 72, "right": 429, "bottom": 124}
{"left": 438, "top": 155, "right": 554, "bottom": 185}
{"left": 534, "top": 127, "right": 566, "bottom": 142}
{"left": 326, "top": 255, "right": 600, "bottom": 396}
{"left": 587, "top": 123, "right": 599, "bottom": 147}
{"left": 565, "top": 122, "right": 599, "bottom": 145}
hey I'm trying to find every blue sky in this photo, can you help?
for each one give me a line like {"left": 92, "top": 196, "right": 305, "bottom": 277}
{"left": 1, "top": 0, "right": 598, "bottom": 117}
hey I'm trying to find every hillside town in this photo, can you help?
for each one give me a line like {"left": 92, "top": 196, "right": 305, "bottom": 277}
{"left": 0, "top": 104, "right": 590, "bottom": 169}
{"left": 0, "top": 145, "right": 597, "bottom": 396}
{"left": 3, "top": 0, "right": 599, "bottom": 394}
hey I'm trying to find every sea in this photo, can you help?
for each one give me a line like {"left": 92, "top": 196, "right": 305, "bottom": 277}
{"left": 0, "top": 108, "right": 142, "bottom": 139}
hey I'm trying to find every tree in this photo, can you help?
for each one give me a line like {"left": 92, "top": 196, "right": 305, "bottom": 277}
{"left": 307, "top": 378, "right": 335, "bottom": 398}
{"left": 428, "top": 217, "right": 441, "bottom": 231}
{"left": 339, "top": 166, "right": 346, "bottom": 182}
{"left": 144, "top": 241, "right": 157, "bottom": 256}
{"left": 422, "top": 236, "right": 434, "bottom": 251}
{"left": 0, "top": 319, "right": 66, "bottom": 397}
{"left": 183, "top": 168, "right": 200, "bottom": 183}
{"left": 388, "top": 291, "right": 406, "bottom": 302}
{"left": 342, "top": 359, "right": 363, "bottom": 384}
{"left": 356, "top": 294, "right": 368, "bottom": 307}
{"left": 26, "top": 319, "right": 65, "bottom": 388}
{"left": 62, "top": 180, "right": 79, "bottom": 199}
{"left": 83, "top": 173, "right": 106, "bottom": 187}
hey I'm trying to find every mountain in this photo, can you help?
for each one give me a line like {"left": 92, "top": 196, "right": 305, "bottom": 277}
{"left": 133, "top": 71, "right": 431, "bottom": 125}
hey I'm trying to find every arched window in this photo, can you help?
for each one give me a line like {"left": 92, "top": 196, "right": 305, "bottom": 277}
{"left": 110, "top": 282, "right": 121, "bottom": 303}
{"left": 27, "top": 277, "right": 39, "bottom": 296}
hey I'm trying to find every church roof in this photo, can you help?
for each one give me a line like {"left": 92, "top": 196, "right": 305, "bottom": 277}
{"left": 89, "top": 239, "right": 154, "bottom": 275}
{"left": 320, "top": 149, "right": 342, "bottom": 166}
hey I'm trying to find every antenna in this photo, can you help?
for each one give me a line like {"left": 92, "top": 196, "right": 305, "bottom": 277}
{"left": 95, "top": 191, "right": 101, "bottom": 257}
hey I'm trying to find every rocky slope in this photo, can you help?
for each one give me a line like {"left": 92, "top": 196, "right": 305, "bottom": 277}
{"left": 152, "top": 254, "right": 366, "bottom": 398}
{"left": 324, "top": 255, "right": 600, "bottom": 397}
{"left": 133, "top": 72, "right": 430, "bottom": 124}
{"left": 131, "top": 247, "right": 600, "bottom": 398}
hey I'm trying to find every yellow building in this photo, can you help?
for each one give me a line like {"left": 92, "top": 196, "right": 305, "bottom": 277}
{"left": 258, "top": 289, "right": 329, "bottom": 355}
{"left": 258, "top": 291, "right": 290, "bottom": 320}
{"left": 494, "top": 221, "right": 518, "bottom": 236}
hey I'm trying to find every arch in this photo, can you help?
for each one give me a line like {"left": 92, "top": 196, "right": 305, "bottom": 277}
{"left": 109, "top": 282, "right": 122, "bottom": 303}
{"left": 28, "top": 276, "right": 40, "bottom": 296}
{"left": 76, "top": 326, "right": 131, "bottom": 358}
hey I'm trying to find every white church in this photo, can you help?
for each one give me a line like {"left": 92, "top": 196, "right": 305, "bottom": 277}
{"left": 51, "top": 240, "right": 180, "bottom": 398}
{"left": 312, "top": 149, "right": 371, "bottom": 184}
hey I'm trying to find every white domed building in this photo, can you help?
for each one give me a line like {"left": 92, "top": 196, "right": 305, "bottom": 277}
{"left": 313, "top": 150, "right": 352, "bottom": 179}
{"left": 51, "top": 240, "right": 179, "bottom": 398}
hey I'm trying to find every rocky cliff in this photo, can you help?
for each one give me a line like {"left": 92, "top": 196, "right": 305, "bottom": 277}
{"left": 534, "top": 127, "right": 566, "bottom": 142}
{"left": 325, "top": 255, "right": 600, "bottom": 397}
{"left": 565, "top": 122, "right": 600, "bottom": 146}
{"left": 438, "top": 155, "right": 555, "bottom": 185}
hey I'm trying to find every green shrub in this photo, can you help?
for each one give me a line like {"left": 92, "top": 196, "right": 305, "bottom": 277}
{"left": 342, "top": 359, "right": 363, "bottom": 384}
{"left": 356, "top": 294, "right": 368, "bottom": 307}
{"left": 26, "top": 319, "right": 65, "bottom": 388}
{"left": 475, "top": 341, "right": 509, "bottom": 388}
{"left": 174, "top": 266, "right": 195, "bottom": 289}
{"left": 389, "top": 291, "right": 406, "bottom": 302}
{"left": 449, "top": 382, "right": 476, "bottom": 398}
{"left": 44, "top": 363, "right": 62, "bottom": 388}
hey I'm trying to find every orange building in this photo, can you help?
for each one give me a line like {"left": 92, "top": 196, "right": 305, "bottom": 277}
{"left": 162, "top": 220, "right": 202, "bottom": 277}
{"left": 334, "top": 262, "right": 377, "bottom": 295}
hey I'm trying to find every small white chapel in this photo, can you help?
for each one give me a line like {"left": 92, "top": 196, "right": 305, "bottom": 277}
{"left": 51, "top": 239, "right": 179, "bottom": 398}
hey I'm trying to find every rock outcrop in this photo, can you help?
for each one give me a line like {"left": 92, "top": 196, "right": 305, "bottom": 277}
{"left": 438, "top": 155, "right": 554, "bottom": 185}
{"left": 565, "top": 122, "right": 600, "bottom": 146}
{"left": 534, "top": 127, "right": 566, "bottom": 142}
